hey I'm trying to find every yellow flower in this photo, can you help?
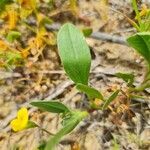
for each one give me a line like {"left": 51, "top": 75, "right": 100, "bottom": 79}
{"left": 10, "top": 107, "right": 28, "bottom": 131}
{"left": 8, "top": 10, "right": 18, "bottom": 30}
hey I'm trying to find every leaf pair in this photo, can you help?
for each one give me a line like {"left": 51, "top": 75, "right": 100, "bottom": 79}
{"left": 76, "top": 83, "right": 119, "bottom": 109}
{"left": 45, "top": 111, "right": 87, "bottom": 150}
{"left": 31, "top": 101, "right": 87, "bottom": 150}
{"left": 58, "top": 23, "right": 119, "bottom": 109}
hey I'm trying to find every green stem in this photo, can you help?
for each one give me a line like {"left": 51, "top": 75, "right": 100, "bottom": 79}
{"left": 132, "top": 0, "right": 141, "bottom": 28}
{"left": 37, "top": 125, "right": 54, "bottom": 135}
{"left": 143, "top": 66, "right": 150, "bottom": 83}
{"left": 40, "top": 128, "right": 54, "bottom": 135}
{"left": 129, "top": 82, "right": 150, "bottom": 92}
{"left": 130, "top": 94, "right": 150, "bottom": 100}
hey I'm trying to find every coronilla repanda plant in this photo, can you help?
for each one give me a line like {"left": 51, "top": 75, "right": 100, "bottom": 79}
{"left": 10, "top": 23, "right": 120, "bottom": 150}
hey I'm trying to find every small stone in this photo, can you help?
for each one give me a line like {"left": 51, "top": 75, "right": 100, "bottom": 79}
{"left": 34, "top": 85, "right": 41, "bottom": 92}
{"left": 84, "top": 132, "right": 102, "bottom": 150}
{"left": 140, "top": 129, "right": 150, "bottom": 143}
{"left": 41, "top": 85, "right": 47, "bottom": 92}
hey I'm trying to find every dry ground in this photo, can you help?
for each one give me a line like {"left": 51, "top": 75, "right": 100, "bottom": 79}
{"left": 0, "top": 0, "right": 150, "bottom": 150}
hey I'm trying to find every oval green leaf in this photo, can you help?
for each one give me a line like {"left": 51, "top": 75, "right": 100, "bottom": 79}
{"left": 57, "top": 23, "right": 91, "bottom": 85}
{"left": 127, "top": 32, "right": 150, "bottom": 66}
{"left": 30, "top": 101, "right": 70, "bottom": 114}
{"left": 76, "top": 83, "right": 104, "bottom": 100}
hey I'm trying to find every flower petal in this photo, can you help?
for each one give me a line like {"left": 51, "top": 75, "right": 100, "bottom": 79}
{"left": 17, "top": 107, "right": 28, "bottom": 122}
{"left": 10, "top": 119, "right": 22, "bottom": 131}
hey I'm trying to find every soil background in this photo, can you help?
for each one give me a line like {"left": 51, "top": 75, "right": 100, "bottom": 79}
{"left": 0, "top": 0, "right": 150, "bottom": 150}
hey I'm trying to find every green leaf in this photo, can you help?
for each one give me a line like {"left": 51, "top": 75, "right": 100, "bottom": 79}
{"left": 26, "top": 121, "right": 38, "bottom": 129}
{"left": 0, "top": 51, "right": 23, "bottom": 67}
{"left": 82, "top": 28, "right": 93, "bottom": 37}
{"left": 76, "top": 83, "right": 104, "bottom": 100}
{"left": 6, "top": 31, "right": 21, "bottom": 43}
{"left": 127, "top": 32, "right": 150, "bottom": 67}
{"left": 38, "top": 141, "right": 47, "bottom": 150}
{"left": 115, "top": 72, "right": 134, "bottom": 86}
{"left": 45, "top": 111, "right": 88, "bottom": 150}
{"left": 132, "top": 0, "right": 141, "bottom": 27}
{"left": 0, "top": 0, "right": 12, "bottom": 12}
{"left": 102, "top": 90, "right": 119, "bottom": 110}
{"left": 30, "top": 101, "right": 70, "bottom": 114}
{"left": 112, "top": 136, "right": 120, "bottom": 150}
{"left": 57, "top": 23, "right": 91, "bottom": 85}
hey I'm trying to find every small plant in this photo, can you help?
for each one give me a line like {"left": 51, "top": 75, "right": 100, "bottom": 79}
{"left": 130, "top": 0, "right": 150, "bottom": 32}
{"left": 127, "top": 32, "right": 150, "bottom": 89}
{"left": 10, "top": 23, "right": 119, "bottom": 150}
{"left": 115, "top": 0, "right": 150, "bottom": 98}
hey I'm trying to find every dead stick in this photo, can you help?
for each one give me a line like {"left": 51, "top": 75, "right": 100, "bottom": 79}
{"left": 45, "top": 23, "right": 127, "bottom": 45}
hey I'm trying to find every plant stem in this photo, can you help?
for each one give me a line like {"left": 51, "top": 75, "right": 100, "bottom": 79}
{"left": 132, "top": 0, "right": 141, "bottom": 28}
{"left": 130, "top": 94, "right": 150, "bottom": 100}
{"left": 143, "top": 66, "right": 150, "bottom": 83}
{"left": 129, "top": 83, "right": 150, "bottom": 92}
{"left": 40, "top": 127, "right": 54, "bottom": 135}
{"left": 37, "top": 125, "right": 54, "bottom": 135}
